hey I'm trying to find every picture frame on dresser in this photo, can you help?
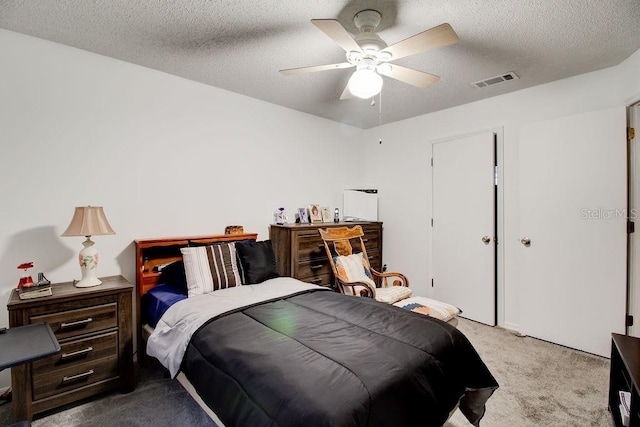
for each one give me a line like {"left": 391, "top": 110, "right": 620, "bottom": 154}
{"left": 309, "top": 204, "right": 322, "bottom": 223}
{"left": 298, "top": 208, "right": 308, "bottom": 224}
{"left": 320, "top": 207, "right": 331, "bottom": 223}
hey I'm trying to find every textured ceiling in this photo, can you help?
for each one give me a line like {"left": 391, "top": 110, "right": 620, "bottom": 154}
{"left": 1, "top": 0, "right": 639, "bottom": 128}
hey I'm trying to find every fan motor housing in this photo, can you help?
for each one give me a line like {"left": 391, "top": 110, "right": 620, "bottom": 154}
{"left": 353, "top": 9, "right": 387, "bottom": 52}
{"left": 355, "top": 33, "right": 387, "bottom": 52}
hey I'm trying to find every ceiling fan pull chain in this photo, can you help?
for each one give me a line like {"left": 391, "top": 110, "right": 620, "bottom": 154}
{"left": 379, "top": 91, "right": 383, "bottom": 144}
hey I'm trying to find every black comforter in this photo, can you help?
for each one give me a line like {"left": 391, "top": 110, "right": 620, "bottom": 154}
{"left": 181, "top": 288, "right": 498, "bottom": 427}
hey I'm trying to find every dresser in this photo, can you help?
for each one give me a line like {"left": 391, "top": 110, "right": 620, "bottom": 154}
{"left": 7, "top": 275, "right": 134, "bottom": 421}
{"left": 269, "top": 221, "right": 383, "bottom": 288}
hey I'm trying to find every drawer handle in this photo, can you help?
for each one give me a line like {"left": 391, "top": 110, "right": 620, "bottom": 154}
{"left": 310, "top": 264, "right": 323, "bottom": 270}
{"left": 317, "top": 244, "right": 324, "bottom": 248}
{"left": 61, "top": 347, "right": 93, "bottom": 360}
{"left": 362, "top": 239, "right": 369, "bottom": 243}
{"left": 60, "top": 318, "right": 93, "bottom": 329}
{"left": 310, "top": 279, "right": 322, "bottom": 285}
{"left": 62, "top": 369, "right": 94, "bottom": 383}
{"left": 368, "top": 256, "right": 374, "bottom": 260}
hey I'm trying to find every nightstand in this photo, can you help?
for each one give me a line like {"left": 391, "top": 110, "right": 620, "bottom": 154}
{"left": 7, "top": 275, "right": 134, "bottom": 422}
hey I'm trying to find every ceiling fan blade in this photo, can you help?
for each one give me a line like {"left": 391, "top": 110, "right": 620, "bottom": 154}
{"left": 339, "top": 83, "right": 353, "bottom": 100}
{"left": 280, "top": 62, "right": 353, "bottom": 75}
{"left": 378, "top": 64, "right": 440, "bottom": 89}
{"left": 382, "top": 23, "right": 459, "bottom": 61}
{"left": 311, "top": 19, "right": 363, "bottom": 53}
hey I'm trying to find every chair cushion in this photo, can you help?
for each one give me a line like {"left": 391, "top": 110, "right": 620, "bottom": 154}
{"left": 334, "top": 253, "right": 376, "bottom": 296}
{"left": 375, "top": 286, "right": 413, "bottom": 304}
{"left": 393, "top": 296, "right": 461, "bottom": 322}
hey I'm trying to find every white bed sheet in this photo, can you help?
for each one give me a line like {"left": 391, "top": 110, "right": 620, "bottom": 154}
{"left": 146, "top": 277, "right": 324, "bottom": 377}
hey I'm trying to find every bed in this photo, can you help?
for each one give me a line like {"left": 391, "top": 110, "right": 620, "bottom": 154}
{"left": 135, "top": 233, "right": 498, "bottom": 427}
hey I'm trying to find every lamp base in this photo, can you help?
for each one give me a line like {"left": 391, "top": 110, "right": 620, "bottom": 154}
{"left": 75, "top": 277, "right": 102, "bottom": 288}
{"left": 75, "top": 237, "right": 102, "bottom": 288}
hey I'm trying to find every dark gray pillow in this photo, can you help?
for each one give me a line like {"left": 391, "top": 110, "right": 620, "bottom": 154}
{"left": 235, "top": 240, "right": 279, "bottom": 284}
{"left": 159, "top": 260, "right": 188, "bottom": 294}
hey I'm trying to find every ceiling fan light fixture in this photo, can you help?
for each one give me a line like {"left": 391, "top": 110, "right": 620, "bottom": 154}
{"left": 348, "top": 69, "right": 383, "bottom": 99}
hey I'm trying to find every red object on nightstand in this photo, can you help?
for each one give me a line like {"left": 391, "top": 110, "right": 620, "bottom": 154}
{"left": 17, "top": 262, "right": 34, "bottom": 289}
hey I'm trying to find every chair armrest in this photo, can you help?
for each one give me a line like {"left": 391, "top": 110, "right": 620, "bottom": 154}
{"left": 336, "top": 277, "right": 376, "bottom": 298}
{"left": 370, "top": 270, "right": 409, "bottom": 288}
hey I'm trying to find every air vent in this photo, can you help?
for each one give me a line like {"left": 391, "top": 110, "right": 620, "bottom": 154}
{"left": 471, "top": 72, "right": 519, "bottom": 89}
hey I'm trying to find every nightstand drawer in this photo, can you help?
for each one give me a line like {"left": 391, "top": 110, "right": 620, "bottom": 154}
{"left": 32, "top": 354, "right": 119, "bottom": 400}
{"left": 32, "top": 331, "right": 117, "bottom": 376}
{"left": 31, "top": 303, "right": 117, "bottom": 340}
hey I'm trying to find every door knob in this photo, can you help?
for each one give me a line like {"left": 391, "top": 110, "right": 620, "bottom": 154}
{"left": 482, "top": 236, "right": 491, "bottom": 244}
{"left": 520, "top": 238, "right": 531, "bottom": 247}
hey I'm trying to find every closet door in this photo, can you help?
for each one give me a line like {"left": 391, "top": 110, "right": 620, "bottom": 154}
{"left": 432, "top": 131, "right": 496, "bottom": 326}
{"left": 519, "top": 106, "right": 627, "bottom": 357}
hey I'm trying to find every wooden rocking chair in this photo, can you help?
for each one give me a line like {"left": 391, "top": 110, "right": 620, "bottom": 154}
{"left": 319, "top": 225, "right": 412, "bottom": 304}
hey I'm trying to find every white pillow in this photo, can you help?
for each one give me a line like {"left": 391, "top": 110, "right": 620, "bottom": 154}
{"left": 181, "top": 243, "right": 242, "bottom": 297}
{"left": 335, "top": 253, "right": 375, "bottom": 296}
{"left": 375, "top": 287, "right": 413, "bottom": 304}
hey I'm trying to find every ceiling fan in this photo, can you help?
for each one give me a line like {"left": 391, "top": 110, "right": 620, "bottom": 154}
{"left": 280, "top": 9, "right": 459, "bottom": 100}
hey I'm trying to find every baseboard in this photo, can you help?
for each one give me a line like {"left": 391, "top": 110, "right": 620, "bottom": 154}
{"left": 502, "top": 321, "right": 522, "bottom": 335}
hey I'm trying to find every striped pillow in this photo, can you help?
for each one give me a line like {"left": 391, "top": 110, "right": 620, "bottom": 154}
{"left": 181, "top": 243, "right": 242, "bottom": 297}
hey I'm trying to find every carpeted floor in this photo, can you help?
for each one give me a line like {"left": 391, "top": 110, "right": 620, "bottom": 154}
{"left": 0, "top": 317, "right": 614, "bottom": 426}
{"left": 446, "top": 318, "right": 613, "bottom": 427}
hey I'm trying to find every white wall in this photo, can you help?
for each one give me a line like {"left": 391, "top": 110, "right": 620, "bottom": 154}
{"left": 0, "top": 30, "right": 365, "bottom": 386}
{"left": 363, "top": 48, "right": 640, "bottom": 330}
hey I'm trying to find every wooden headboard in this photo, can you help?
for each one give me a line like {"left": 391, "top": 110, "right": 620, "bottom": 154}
{"left": 134, "top": 233, "right": 258, "bottom": 298}
{"left": 133, "top": 233, "right": 258, "bottom": 364}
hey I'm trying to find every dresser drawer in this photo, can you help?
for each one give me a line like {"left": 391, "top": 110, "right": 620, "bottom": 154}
{"left": 32, "top": 354, "right": 119, "bottom": 400}
{"left": 359, "top": 233, "right": 380, "bottom": 254}
{"left": 296, "top": 235, "right": 326, "bottom": 261}
{"left": 297, "top": 258, "right": 332, "bottom": 279}
{"left": 32, "top": 331, "right": 118, "bottom": 376}
{"left": 304, "top": 273, "right": 333, "bottom": 287}
{"left": 31, "top": 303, "right": 117, "bottom": 340}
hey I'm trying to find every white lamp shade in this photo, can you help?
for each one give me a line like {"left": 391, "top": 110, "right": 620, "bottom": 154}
{"left": 348, "top": 69, "right": 383, "bottom": 99}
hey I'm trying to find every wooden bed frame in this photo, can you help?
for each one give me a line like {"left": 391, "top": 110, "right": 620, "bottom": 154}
{"left": 133, "top": 233, "right": 258, "bottom": 364}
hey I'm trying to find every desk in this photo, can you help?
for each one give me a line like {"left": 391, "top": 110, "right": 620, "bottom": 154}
{"left": 0, "top": 323, "right": 60, "bottom": 370}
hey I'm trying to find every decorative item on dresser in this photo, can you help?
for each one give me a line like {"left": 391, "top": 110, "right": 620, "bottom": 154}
{"left": 7, "top": 275, "right": 134, "bottom": 422}
{"left": 269, "top": 221, "right": 382, "bottom": 289}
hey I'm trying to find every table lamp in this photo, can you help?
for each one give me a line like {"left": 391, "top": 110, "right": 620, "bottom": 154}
{"left": 61, "top": 206, "right": 115, "bottom": 287}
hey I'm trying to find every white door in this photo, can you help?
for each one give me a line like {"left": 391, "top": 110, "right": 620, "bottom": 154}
{"left": 630, "top": 104, "right": 640, "bottom": 338}
{"left": 432, "top": 131, "right": 496, "bottom": 325}
{"left": 519, "top": 106, "right": 627, "bottom": 357}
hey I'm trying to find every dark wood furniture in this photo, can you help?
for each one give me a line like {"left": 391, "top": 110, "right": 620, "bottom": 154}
{"left": 134, "top": 233, "right": 258, "bottom": 364}
{"left": 7, "top": 275, "right": 134, "bottom": 422}
{"left": 269, "top": 221, "right": 383, "bottom": 288}
{"left": 610, "top": 333, "right": 640, "bottom": 426}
